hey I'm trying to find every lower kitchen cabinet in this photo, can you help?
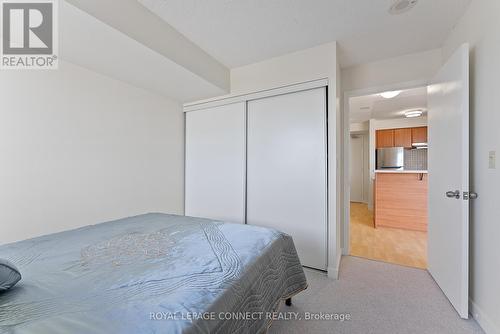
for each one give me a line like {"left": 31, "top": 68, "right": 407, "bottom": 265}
{"left": 374, "top": 172, "right": 428, "bottom": 232}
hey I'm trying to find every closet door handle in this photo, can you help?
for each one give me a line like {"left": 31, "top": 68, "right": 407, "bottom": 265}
{"left": 446, "top": 190, "right": 461, "bottom": 199}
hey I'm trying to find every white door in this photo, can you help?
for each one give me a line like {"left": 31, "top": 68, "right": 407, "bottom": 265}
{"left": 427, "top": 43, "right": 470, "bottom": 318}
{"left": 247, "top": 88, "right": 327, "bottom": 270}
{"left": 185, "top": 102, "right": 246, "bottom": 224}
{"left": 350, "top": 135, "right": 364, "bottom": 202}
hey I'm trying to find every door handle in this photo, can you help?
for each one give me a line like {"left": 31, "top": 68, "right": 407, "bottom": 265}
{"left": 446, "top": 190, "right": 461, "bottom": 199}
{"left": 463, "top": 192, "right": 479, "bottom": 200}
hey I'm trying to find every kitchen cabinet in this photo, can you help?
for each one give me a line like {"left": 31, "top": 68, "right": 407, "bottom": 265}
{"left": 394, "top": 128, "right": 413, "bottom": 148}
{"left": 374, "top": 172, "right": 428, "bottom": 232}
{"left": 376, "top": 129, "right": 394, "bottom": 148}
{"left": 376, "top": 126, "right": 428, "bottom": 148}
{"left": 412, "top": 127, "right": 428, "bottom": 144}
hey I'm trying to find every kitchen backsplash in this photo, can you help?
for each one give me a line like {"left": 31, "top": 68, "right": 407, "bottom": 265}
{"left": 404, "top": 148, "right": 428, "bottom": 170}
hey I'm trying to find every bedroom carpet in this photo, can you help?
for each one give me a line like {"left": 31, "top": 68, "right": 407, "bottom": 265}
{"left": 269, "top": 256, "right": 484, "bottom": 334}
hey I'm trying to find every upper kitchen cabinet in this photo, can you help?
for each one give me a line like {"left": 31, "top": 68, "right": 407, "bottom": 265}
{"left": 412, "top": 127, "right": 428, "bottom": 144}
{"left": 376, "top": 129, "right": 395, "bottom": 148}
{"left": 376, "top": 127, "right": 428, "bottom": 148}
{"left": 394, "top": 128, "right": 413, "bottom": 148}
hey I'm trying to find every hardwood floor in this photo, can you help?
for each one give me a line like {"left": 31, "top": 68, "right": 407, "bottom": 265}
{"left": 350, "top": 202, "right": 427, "bottom": 269}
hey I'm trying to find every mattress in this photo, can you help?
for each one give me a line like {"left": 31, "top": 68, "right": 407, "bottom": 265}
{"left": 0, "top": 214, "right": 307, "bottom": 334}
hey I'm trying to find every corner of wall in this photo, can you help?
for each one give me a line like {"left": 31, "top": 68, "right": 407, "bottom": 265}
{"left": 469, "top": 299, "right": 500, "bottom": 334}
{"left": 327, "top": 250, "right": 343, "bottom": 280}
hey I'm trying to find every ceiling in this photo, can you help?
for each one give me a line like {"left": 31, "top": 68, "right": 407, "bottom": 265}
{"left": 138, "top": 0, "right": 471, "bottom": 68}
{"left": 350, "top": 86, "right": 427, "bottom": 123}
{"left": 61, "top": 1, "right": 226, "bottom": 102}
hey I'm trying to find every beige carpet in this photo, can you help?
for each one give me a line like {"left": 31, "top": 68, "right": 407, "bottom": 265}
{"left": 269, "top": 256, "right": 483, "bottom": 334}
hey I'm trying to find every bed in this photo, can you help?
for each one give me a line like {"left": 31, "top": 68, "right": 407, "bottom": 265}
{"left": 0, "top": 214, "right": 308, "bottom": 334}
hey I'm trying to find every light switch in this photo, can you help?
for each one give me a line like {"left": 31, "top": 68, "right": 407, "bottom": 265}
{"left": 489, "top": 151, "right": 496, "bottom": 169}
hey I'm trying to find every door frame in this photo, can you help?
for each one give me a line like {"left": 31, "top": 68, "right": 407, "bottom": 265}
{"left": 341, "top": 79, "right": 429, "bottom": 255}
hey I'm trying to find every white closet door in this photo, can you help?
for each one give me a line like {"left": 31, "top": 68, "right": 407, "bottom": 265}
{"left": 185, "top": 102, "right": 246, "bottom": 224}
{"left": 247, "top": 88, "right": 328, "bottom": 270}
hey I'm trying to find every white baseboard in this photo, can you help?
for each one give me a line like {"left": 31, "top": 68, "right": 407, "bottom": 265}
{"left": 469, "top": 299, "right": 499, "bottom": 334}
{"left": 327, "top": 251, "right": 342, "bottom": 280}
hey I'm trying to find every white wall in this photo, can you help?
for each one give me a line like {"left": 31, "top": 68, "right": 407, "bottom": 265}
{"left": 442, "top": 1, "right": 500, "bottom": 332}
{"left": 60, "top": 0, "right": 227, "bottom": 103}
{"left": 349, "top": 133, "right": 369, "bottom": 204}
{"left": 362, "top": 134, "right": 370, "bottom": 204}
{"left": 341, "top": 49, "right": 443, "bottom": 93}
{"left": 231, "top": 43, "right": 337, "bottom": 95}
{"left": 350, "top": 121, "right": 369, "bottom": 133}
{"left": 0, "top": 61, "right": 184, "bottom": 245}
{"left": 65, "top": 0, "right": 230, "bottom": 92}
{"left": 351, "top": 122, "right": 370, "bottom": 205}
{"left": 230, "top": 42, "right": 342, "bottom": 278}
{"left": 350, "top": 123, "right": 370, "bottom": 204}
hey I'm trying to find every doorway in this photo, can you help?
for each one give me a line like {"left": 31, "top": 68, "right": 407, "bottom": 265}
{"left": 342, "top": 44, "right": 470, "bottom": 318}
{"left": 346, "top": 85, "right": 429, "bottom": 269}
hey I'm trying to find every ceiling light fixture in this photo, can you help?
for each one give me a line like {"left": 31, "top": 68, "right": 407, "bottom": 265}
{"left": 389, "top": 0, "right": 419, "bottom": 15}
{"left": 380, "top": 90, "right": 402, "bottom": 99}
{"left": 405, "top": 109, "right": 423, "bottom": 118}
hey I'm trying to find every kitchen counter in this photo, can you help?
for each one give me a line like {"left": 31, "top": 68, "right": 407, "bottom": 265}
{"left": 375, "top": 170, "right": 428, "bottom": 174}
{"left": 374, "top": 172, "right": 428, "bottom": 232}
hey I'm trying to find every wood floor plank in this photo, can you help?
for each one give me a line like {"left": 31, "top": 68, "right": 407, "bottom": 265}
{"left": 350, "top": 202, "right": 427, "bottom": 269}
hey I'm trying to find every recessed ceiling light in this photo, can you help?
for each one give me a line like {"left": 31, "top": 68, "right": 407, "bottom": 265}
{"left": 380, "top": 90, "right": 402, "bottom": 99}
{"left": 405, "top": 109, "right": 424, "bottom": 118}
{"left": 389, "top": 0, "right": 418, "bottom": 15}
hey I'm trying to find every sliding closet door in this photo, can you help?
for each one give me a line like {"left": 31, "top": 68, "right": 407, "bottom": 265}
{"left": 247, "top": 88, "right": 328, "bottom": 270}
{"left": 185, "top": 102, "right": 246, "bottom": 224}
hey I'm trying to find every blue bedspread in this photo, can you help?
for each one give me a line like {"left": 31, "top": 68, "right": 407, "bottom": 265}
{"left": 0, "top": 214, "right": 307, "bottom": 333}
